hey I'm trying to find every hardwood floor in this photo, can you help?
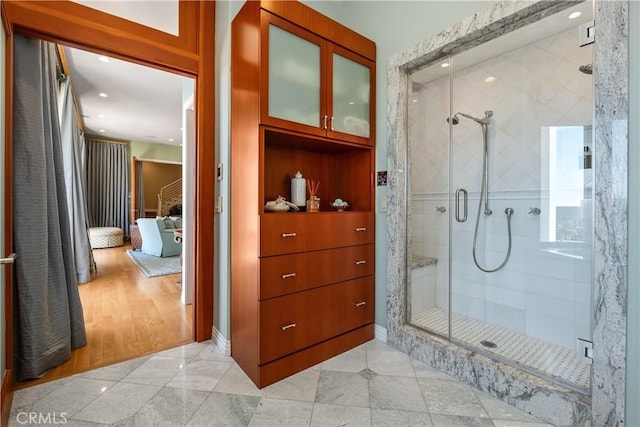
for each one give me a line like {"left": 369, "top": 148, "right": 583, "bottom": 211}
{"left": 15, "top": 243, "right": 193, "bottom": 389}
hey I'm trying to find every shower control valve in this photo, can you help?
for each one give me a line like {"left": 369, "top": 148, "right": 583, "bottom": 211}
{"left": 436, "top": 206, "right": 446, "bottom": 213}
{"left": 528, "top": 207, "right": 541, "bottom": 215}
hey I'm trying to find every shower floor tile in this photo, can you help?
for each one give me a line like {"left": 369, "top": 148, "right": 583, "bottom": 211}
{"left": 411, "top": 307, "right": 590, "bottom": 389}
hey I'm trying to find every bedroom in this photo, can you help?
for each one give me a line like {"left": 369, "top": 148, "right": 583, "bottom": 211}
{"left": 11, "top": 39, "right": 196, "bottom": 388}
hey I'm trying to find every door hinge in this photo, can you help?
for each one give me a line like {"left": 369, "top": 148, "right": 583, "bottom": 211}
{"left": 577, "top": 338, "right": 593, "bottom": 364}
{"left": 579, "top": 20, "right": 595, "bottom": 47}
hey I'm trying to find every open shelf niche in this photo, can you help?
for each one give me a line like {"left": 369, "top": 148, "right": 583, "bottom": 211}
{"left": 261, "top": 127, "right": 374, "bottom": 213}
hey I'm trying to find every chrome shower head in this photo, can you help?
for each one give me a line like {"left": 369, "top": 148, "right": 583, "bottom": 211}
{"left": 453, "top": 110, "right": 493, "bottom": 125}
{"left": 446, "top": 115, "right": 460, "bottom": 125}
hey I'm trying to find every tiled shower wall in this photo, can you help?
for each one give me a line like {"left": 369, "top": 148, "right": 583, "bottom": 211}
{"left": 408, "top": 27, "right": 593, "bottom": 350}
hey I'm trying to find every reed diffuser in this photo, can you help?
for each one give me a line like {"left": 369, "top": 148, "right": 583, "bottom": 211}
{"left": 306, "top": 179, "right": 320, "bottom": 213}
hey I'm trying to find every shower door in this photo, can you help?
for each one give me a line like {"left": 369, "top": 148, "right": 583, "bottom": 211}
{"left": 406, "top": 58, "right": 451, "bottom": 338}
{"left": 407, "top": 1, "right": 594, "bottom": 391}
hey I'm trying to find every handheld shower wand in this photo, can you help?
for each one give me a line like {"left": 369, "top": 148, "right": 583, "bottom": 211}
{"left": 447, "top": 110, "right": 513, "bottom": 273}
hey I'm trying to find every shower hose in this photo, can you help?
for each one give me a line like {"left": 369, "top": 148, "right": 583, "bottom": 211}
{"left": 471, "top": 128, "right": 514, "bottom": 273}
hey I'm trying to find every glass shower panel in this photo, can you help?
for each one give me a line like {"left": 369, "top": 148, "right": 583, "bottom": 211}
{"left": 406, "top": 59, "right": 451, "bottom": 337}
{"left": 448, "top": 3, "right": 593, "bottom": 390}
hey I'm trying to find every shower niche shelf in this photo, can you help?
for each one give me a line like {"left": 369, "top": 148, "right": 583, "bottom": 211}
{"left": 262, "top": 128, "right": 374, "bottom": 214}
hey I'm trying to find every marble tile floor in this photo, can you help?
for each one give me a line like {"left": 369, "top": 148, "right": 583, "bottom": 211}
{"left": 8, "top": 340, "right": 555, "bottom": 427}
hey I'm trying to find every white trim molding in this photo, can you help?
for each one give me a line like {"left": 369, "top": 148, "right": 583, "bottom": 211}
{"left": 374, "top": 324, "right": 387, "bottom": 343}
{"left": 212, "top": 326, "right": 231, "bottom": 356}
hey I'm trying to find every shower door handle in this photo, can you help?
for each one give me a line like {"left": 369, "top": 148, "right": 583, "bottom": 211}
{"left": 455, "top": 188, "right": 468, "bottom": 223}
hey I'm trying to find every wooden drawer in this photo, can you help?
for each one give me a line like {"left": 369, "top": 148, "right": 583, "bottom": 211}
{"left": 260, "top": 212, "right": 374, "bottom": 256}
{"left": 260, "top": 244, "right": 374, "bottom": 299}
{"left": 259, "top": 276, "right": 373, "bottom": 364}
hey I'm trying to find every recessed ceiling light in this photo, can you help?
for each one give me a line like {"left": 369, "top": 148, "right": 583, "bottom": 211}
{"left": 484, "top": 76, "right": 496, "bottom": 83}
{"left": 98, "top": 92, "right": 108, "bottom": 98}
{"left": 569, "top": 11, "right": 582, "bottom": 19}
{"left": 169, "top": 138, "right": 175, "bottom": 142}
{"left": 441, "top": 62, "right": 450, "bottom": 68}
{"left": 99, "top": 129, "right": 106, "bottom": 133}
{"left": 348, "top": 101, "right": 355, "bottom": 105}
{"left": 98, "top": 114, "right": 105, "bottom": 119}
{"left": 98, "top": 55, "right": 110, "bottom": 63}
{"left": 411, "top": 99, "right": 418, "bottom": 103}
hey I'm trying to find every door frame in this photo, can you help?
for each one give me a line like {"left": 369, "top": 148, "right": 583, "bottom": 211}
{"left": 1, "top": 1, "right": 215, "bottom": 423}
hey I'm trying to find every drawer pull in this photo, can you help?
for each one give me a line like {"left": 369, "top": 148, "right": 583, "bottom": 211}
{"left": 281, "top": 272, "right": 297, "bottom": 279}
{"left": 354, "top": 301, "right": 366, "bottom": 308}
{"left": 281, "top": 232, "right": 297, "bottom": 238}
{"left": 355, "top": 260, "right": 367, "bottom": 265}
{"left": 281, "top": 323, "right": 297, "bottom": 331}
{"left": 354, "top": 227, "right": 367, "bottom": 232}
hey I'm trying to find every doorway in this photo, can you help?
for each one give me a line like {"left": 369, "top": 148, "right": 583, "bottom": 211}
{"left": 1, "top": 0, "right": 215, "bottom": 412}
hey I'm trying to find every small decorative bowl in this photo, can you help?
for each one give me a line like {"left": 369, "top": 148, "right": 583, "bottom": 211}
{"left": 331, "top": 198, "right": 349, "bottom": 212}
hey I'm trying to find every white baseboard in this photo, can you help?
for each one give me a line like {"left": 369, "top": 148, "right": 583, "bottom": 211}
{"left": 212, "top": 326, "right": 231, "bottom": 356}
{"left": 374, "top": 324, "right": 387, "bottom": 343}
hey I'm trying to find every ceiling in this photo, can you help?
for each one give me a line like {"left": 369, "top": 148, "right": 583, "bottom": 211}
{"left": 63, "top": 46, "right": 191, "bottom": 147}
{"left": 62, "top": 0, "right": 189, "bottom": 147}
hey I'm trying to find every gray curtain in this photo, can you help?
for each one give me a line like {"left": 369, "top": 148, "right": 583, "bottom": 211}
{"left": 58, "top": 78, "right": 94, "bottom": 283}
{"left": 136, "top": 160, "right": 145, "bottom": 219}
{"left": 86, "top": 139, "right": 129, "bottom": 237}
{"left": 12, "top": 35, "right": 87, "bottom": 381}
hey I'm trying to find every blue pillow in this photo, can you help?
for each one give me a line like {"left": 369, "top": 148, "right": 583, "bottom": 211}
{"left": 162, "top": 216, "right": 176, "bottom": 229}
{"left": 170, "top": 216, "right": 182, "bottom": 229}
{"left": 155, "top": 217, "right": 166, "bottom": 230}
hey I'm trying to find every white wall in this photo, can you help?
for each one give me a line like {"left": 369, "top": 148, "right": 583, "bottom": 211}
{"left": 214, "top": 0, "right": 242, "bottom": 341}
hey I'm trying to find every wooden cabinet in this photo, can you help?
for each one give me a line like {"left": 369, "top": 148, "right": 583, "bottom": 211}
{"left": 231, "top": 0, "right": 376, "bottom": 388}
{"left": 260, "top": 277, "right": 374, "bottom": 364}
{"left": 260, "top": 244, "right": 375, "bottom": 299}
{"left": 260, "top": 9, "right": 375, "bottom": 146}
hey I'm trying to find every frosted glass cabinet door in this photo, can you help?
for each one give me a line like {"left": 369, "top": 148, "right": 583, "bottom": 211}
{"left": 268, "top": 23, "right": 323, "bottom": 129}
{"left": 330, "top": 51, "right": 371, "bottom": 139}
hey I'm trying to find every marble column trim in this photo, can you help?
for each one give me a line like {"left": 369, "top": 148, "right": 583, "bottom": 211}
{"left": 592, "top": 1, "right": 628, "bottom": 425}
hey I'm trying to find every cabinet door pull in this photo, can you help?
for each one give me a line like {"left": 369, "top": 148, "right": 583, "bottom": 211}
{"left": 281, "top": 323, "right": 297, "bottom": 331}
{"left": 330, "top": 116, "right": 334, "bottom": 131}
{"left": 281, "top": 232, "right": 297, "bottom": 238}
{"left": 354, "top": 227, "right": 367, "bottom": 232}
{"left": 323, "top": 115, "right": 328, "bottom": 130}
{"left": 281, "top": 272, "right": 297, "bottom": 279}
{"left": 354, "top": 301, "right": 366, "bottom": 308}
{"left": 355, "top": 260, "right": 367, "bottom": 265}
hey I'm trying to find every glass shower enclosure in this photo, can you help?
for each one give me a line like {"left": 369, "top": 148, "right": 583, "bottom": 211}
{"left": 406, "top": 1, "right": 594, "bottom": 391}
